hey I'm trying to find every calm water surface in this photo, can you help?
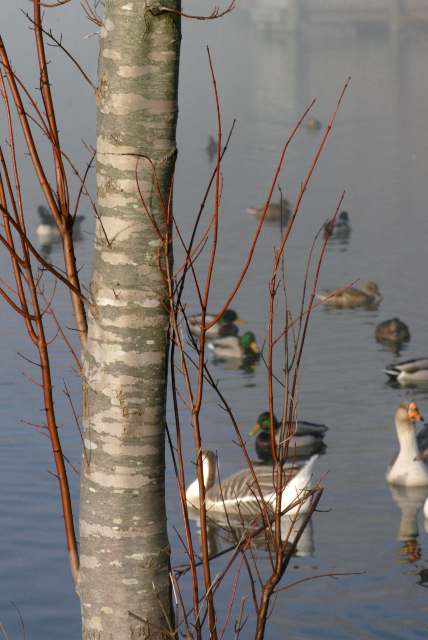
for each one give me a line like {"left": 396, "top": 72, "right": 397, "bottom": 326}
{"left": 1, "top": 3, "right": 428, "bottom": 638}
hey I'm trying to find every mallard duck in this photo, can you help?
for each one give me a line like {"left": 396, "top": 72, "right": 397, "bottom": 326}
{"left": 305, "top": 117, "right": 322, "bottom": 131}
{"left": 318, "top": 281, "right": 381, "bottom": 309}
{"left": 386, "top": 402, "right": 428, "bottom": 487}
{"left": 323, "top": 211, "right": 351, "bottom": 239}
{"left": 249, "top": 412, "right": 328, "bottom": 459}
{"left": 208, "top": 331, "right": 259, "bottom": 359}
{"left": 384, "top": 359, "right": 428, "bottom": 384}
{"left": 186, "top": 450, "right": 319, "bottom": 517}
{"left": 375, "top": 318, "right": 410, "bottom": 345}
{"left": 188, "top": 309, "right": 244, "bottom": 339}
{"left": 246, "top": 197, "right": 291, "bottom": 223}
{"left": 36, "top": 205, "right": 85, "bottom": 243}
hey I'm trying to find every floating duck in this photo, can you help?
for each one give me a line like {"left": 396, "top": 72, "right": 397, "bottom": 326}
{"left": 186, "top": 450, "right": 319, "bottom": 517}
{"left": 384, "top": 358, "right": 428, "bottom": 385}
{"left": 323, "top": 211, "right": 351, "bottom": 239}
{"left": 36, "top": 205, "right": 85, "bottom": 243}
{"left": 318, "top": 281, "right": 381, "bottom": 309}
{"left": 246, "top": 197, "right": 291, "bottom": 223}
{"left": 249, "top": 412, "right": 328, "bottom": 460}
{"left": 208, "top": 331, "right": 259, "bottom": 360}
{"left": 188, "top": 309, "right": 243, "bottom": 339}
{"left": 386, "top": 402, "right": 428, "bottom": 487}
{"left": 375, "top": 318, "right": 410, "bottom": 345}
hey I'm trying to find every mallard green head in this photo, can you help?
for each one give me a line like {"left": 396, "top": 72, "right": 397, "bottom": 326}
{"left": 249, "top": 412, "right": 279, "bottom": 436}
{"left": 239, "top": 331, "right": 259, "bottom": 355}
{"left": 220, "top": 309, "right": 243, "bottom": 325}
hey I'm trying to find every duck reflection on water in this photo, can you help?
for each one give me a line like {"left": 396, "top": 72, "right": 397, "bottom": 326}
{"left": 189, "top": 510, "right": 315, "bottom": 559}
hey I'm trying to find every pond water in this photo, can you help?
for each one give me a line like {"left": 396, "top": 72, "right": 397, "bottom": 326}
{"left": 1, "top": 3, "right": 428, "bottom": 638}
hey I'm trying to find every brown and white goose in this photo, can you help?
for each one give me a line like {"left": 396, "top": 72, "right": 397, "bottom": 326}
{"left": 186, "top": 451, "right": 319, "bottom": 517}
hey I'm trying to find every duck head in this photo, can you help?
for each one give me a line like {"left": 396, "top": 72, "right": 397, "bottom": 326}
{"left": 249, "top": 412, "right": 279, "bottom": 436}
{"left": 396, "top": 401, "right": 423, "bottom": 435}
{"left": 220, "top": 309, "right": 244, "bottom": 325}
{"left": 364, "top": 281, "right": 381, "bottom": 297}
{"left": 240, "top": 331, "right": 259, "bottom": 355}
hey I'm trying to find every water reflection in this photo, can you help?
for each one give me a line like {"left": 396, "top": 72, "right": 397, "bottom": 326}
{"left": 211, "top": 355, "right": 260, "bottom": 375}
{"left": 190, "top": 510, "right": 315, "bottom": 558}
{"left": 389, "top": 484, "right": 428, "bottom": 563}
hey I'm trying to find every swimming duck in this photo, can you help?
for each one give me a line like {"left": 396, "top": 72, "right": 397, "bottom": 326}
{"left": 386, "top": 402, "right": 428, "bottom": 487}
{"left": 249, "top": 412, "right": 328, "bottom": 460}
{"left": 375, "top": 318, "right": 410, "bottom": 345}
{"left": 246, "top": 197, "right": 291, "bottom": 223}
{"left": 305, "top": 117, "right": 322, "bottom": 131}
{"left": 384, "top": 358, "right": 428, "bottom": 384}
{"left": 188, "top": 309, "right": 243, "bottom": 339}
{"left": 36, "top": 205, "right": 85, "bottom": 243}
{"left": 318, "top": 281, "right": 381, "bottom": 309}
{"left": 186, "top": 450, "right": 319, "bottom": 517}
{"left": 208, "top": 331, "right": 259, "bottom": 360}
{"left": 323, "top": 211, "right": 351, "bottom": 239}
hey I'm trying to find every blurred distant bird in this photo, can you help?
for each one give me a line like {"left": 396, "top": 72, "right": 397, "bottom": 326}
{"left": 318, "top": 281, "right": 381, "bottom": 309}
{"left": 188, "top": 308, "right": 244, "bottom": 339}
{"left": 208, "top": 331, "right": 259, "bottom": 360}
{"left": 384, "top": 358, "right": 428, "bottom": 385}
{"left": 246, "top": 197, "right": 291, "bottom": 223}
{"left": 375, "top": 318, "right": 410, "bottom": 345}
{"left": 36, "top": 205, "right": 85, "bottom": 243}
{"left": 323, "top": 210, "right": 351, "bottom": 240}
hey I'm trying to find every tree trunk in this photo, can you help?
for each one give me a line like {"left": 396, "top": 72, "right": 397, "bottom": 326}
{"left": 78, "top": 1, "right": 180, "bottom": 638}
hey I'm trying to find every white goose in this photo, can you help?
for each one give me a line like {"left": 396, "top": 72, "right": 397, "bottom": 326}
{"left": 186, "top": 451, "right": 319, "bottom": 517}
{"left": 386, "top": 402, "right": 428, "bottom": 487}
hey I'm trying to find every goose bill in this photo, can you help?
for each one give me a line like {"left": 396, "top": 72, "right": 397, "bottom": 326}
{"left": 408, "top": 403, "right": 423, "bottom": 422}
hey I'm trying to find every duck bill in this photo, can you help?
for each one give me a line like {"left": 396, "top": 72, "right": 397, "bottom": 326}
{"left": 250, "top": 341, "right": 259, "bottom": 354}
{"left": 249, "top": 423, "right": 261, "bottom": 436}
{"left": 235, "top": 318, "right": 246, "bottom": 325}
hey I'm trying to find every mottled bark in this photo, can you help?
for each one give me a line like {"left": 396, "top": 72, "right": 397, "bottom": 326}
{"left": 79, "top": 1, "right": 180, "bottom": 638}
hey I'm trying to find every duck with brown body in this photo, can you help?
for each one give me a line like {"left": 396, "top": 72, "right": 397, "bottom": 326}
{"left": 375, "top": 318, "right": 410, "bottom": 345}
{"left": 246, "top": 197, "right": 291, "bottom": 223}
{"left": 318, "top": 281, "right": 382, "bottom": 309}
